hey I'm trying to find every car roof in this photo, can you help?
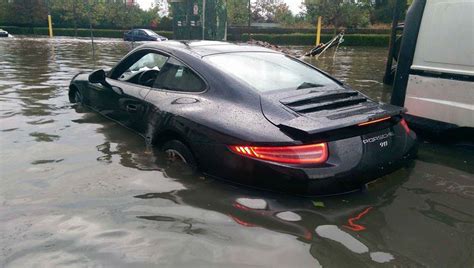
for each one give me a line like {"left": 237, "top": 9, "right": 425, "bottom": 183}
{"left": 139, "top": 40, "right": 280, "bottom": 58}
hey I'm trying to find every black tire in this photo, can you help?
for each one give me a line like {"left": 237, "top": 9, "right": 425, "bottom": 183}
{"left": 162, "top": 140, "right": 197, "bottom": 169}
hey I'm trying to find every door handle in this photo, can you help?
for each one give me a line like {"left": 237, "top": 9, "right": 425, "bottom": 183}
{"left": 126, "top": 104, "right": 138, "bottom": 112}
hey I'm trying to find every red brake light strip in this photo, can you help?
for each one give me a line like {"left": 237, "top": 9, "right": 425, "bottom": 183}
{"left": 229, "top": 143, "right": 328, "bottom": 165}
{"left": 358, "top": 116, "right": 391, "bottom": 126}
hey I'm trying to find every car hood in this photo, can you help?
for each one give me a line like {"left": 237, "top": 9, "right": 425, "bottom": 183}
{"left": 260, "top": 86, "right": 404, "bottom": 135}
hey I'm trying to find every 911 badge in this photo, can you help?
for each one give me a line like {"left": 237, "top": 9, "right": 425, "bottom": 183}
{"left": 379, "top": 140, "right": 389, "bottom": 147}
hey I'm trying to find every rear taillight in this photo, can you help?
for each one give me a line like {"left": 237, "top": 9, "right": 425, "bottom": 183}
{"left": 228, "top": 143, "right": 328, "bottom": 165}
{"left": 400, "top": 118, "right": 410, "bottom": 133}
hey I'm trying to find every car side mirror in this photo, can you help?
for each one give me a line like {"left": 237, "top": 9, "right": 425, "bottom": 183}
{"left": 89, "top": 69, "right": 107, "bottom": 85}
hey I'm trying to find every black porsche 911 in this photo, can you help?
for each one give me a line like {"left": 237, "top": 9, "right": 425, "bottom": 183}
{"left": 69, "top": 41, "right": 417, "bottom": 195}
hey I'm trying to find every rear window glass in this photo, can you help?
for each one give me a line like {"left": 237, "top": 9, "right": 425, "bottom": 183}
{"left": 204, "top": 52, "right": 337, "bottom": 92}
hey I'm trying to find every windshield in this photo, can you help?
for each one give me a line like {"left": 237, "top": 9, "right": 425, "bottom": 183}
{"left": 204, "top": 52, "right": 338, "bottom": 92}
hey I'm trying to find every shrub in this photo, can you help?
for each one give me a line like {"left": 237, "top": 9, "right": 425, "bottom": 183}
{"left": 230, "top": 33, "right": 389, "bottom": 46}
{"left": 340, "top": 3, "right": 371, "bottom": 28}
{"left": 1, "top": 26, "right": 388, "bottom": 46}
{"left": 227, "top": 26, "right": 390, "bottom": 35}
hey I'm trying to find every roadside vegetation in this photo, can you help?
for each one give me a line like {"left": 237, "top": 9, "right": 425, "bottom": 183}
{"left": 0, "top": 0, "right": 170, "bottom": 32}
{"left": 0, "top": 0, "right": 407, "bottom": 45}
{"left": 227, "top": 0, "right": 407, "bottom": 29}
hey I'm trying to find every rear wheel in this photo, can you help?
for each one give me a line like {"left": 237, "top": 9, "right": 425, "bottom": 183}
{"left": 162, "top": 140, "right": 197, "bottom": 170}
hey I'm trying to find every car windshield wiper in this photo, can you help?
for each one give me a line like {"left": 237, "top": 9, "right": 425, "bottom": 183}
{"left": 296, "top": 82, "right": 325, "bottom": 90}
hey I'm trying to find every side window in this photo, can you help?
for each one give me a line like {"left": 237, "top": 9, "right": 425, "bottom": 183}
{"left": 117, "top": 52, "right": 169, "bottom": 86}
{"left": 153, "top": 58, "right": 206, "bottom": 92}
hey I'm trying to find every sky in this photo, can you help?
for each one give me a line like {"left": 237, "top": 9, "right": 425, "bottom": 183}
{"left": 136, "top": 0, "right": 304, "bottom": 15}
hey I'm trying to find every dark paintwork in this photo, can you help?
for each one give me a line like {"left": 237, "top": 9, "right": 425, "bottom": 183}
{"left": 123, "top": 29, "right": 168, "bottom": 42}
{"left": 69, "top": 41, "right": 417, "bottom": 195}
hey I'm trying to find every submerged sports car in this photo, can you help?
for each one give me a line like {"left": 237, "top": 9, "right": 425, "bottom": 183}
{"left": 69, "top": 41, "right": 417, "bottom": 195}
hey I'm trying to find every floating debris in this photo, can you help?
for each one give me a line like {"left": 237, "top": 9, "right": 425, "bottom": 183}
{"left": 247, "top": 39, "right": 303, "bottom": 57}
{"left": 247, "top": 31, "right": 344, "bottom": 58}
{"left": 305, "top": 32, "right": 344, "bottom": 57}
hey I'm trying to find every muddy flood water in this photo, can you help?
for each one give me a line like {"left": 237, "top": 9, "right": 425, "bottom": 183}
{"left": 1, "top": 37, "right": 473, "bottom": 267}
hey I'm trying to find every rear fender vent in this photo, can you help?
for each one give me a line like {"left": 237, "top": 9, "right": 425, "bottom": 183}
{"left": 280, "top": 90, "right": 367, "bottom": 113}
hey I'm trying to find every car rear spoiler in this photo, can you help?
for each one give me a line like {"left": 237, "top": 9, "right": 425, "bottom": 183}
{"left": 278, "top": 104, "right": 405, "bottom": 135}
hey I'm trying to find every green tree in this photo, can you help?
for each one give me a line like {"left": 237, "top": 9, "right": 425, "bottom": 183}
{"left": 340, "top": 2, "right": 371, "bottom": 28}
{"left": 99, "top": 2, "right": 142, "bottom": 29}
{"left": 1, "top": 0, "right": 178, "bottom": 30}
{"left": 371, "top": 0, "right": 393, "bottom": 23}
{"left": 227, "top": 0, "right": 249, "bottom": 26}
{"left": 141, "top": 5, "right": 166, "bottom": 28}
{"left": 252, "top": 0, "right": 295, "bottom": 23}
{"left": 4, "top": 0, "right": 48, "bottom": 27}
{"left": 50, "top": 0, "right": 88, "bottom": 35}
{"left": 274, "top": 2, "right": 295, "bottom": 26}
{"left": 0, "top": 1, "right": 7, "bottom": 25}
{"left": 303, "top": 0, "right": 372, "bottom": 29}
{"left": 371, "top": 0, "right": 407, "bottom": 24}
{"left": 141, "top": 8, "right": 158, "bottom": 28}
{"left": 303, "top": 0, "right": 343, "bottom": 28}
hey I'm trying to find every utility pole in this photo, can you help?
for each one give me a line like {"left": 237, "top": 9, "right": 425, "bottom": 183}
{"left": 202, "top": 0, "right": 206, "bottom": 40}
{"left": 247, "top": 0, "right": 251, "bottom": 40}
{"left": 46, "top": 0, "right": 53, "bottom": 37}
{"left": 315, "top": 16, "right": 322, "bottom": 46}
{"left": 86, "top": 0, "right": 96, "bottom": 64}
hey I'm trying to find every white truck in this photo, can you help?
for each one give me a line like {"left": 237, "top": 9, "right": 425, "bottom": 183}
{"left": 390, "top": 0, "right": 473, "bottom": 138}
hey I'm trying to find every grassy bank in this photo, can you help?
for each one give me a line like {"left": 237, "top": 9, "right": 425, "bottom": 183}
{"left": 2, "top": 26, "right": 389, "bottom": 46}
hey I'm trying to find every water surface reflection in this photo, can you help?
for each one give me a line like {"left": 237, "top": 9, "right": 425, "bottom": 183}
{"left": 1, "top": 37, "right": 473, "bottom": 267}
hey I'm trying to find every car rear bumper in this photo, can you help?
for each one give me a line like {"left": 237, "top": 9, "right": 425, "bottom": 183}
{"left": 304, "top": 143, "right": 418, "bottom": 195}
{"left": 195, "top": 129, "right": 418, "bottom": 196}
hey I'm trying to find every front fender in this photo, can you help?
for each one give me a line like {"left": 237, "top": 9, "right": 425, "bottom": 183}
{"left": 68, "top": 73, "right": 90, "bottom": 103}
